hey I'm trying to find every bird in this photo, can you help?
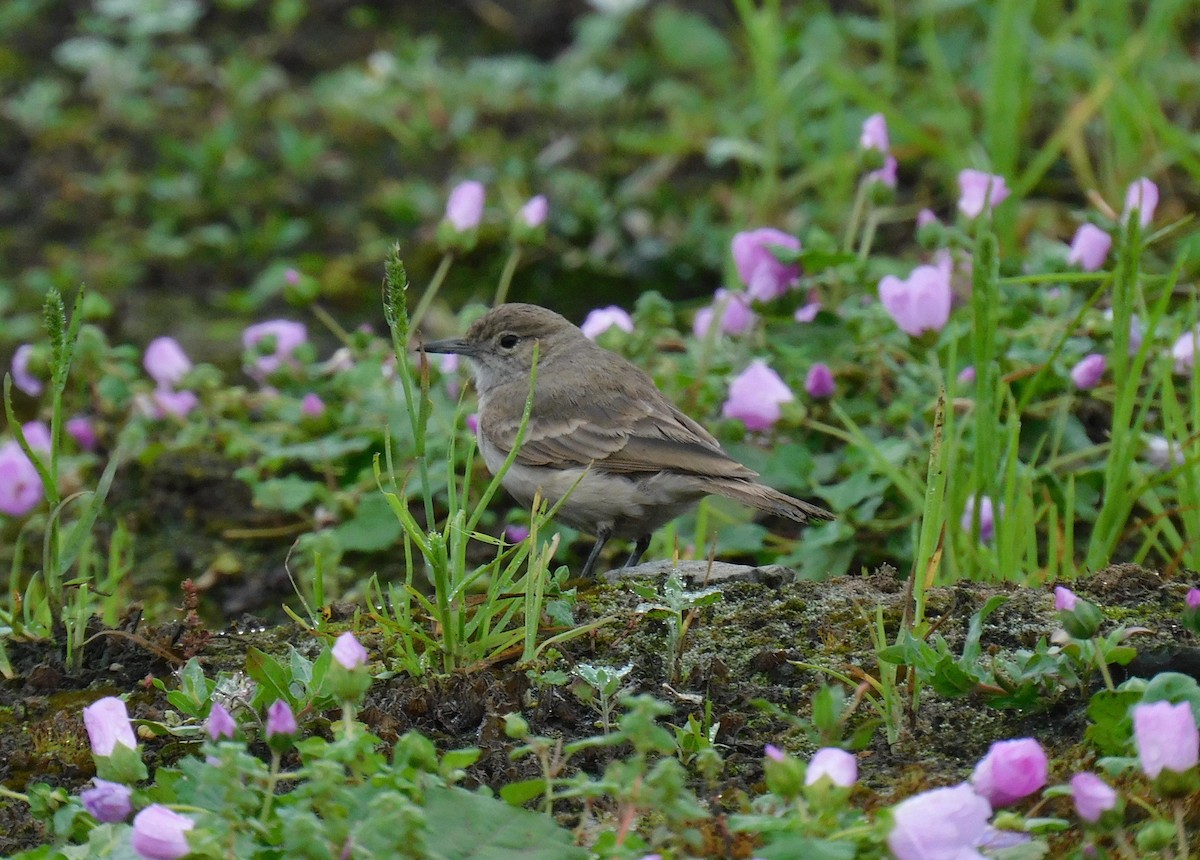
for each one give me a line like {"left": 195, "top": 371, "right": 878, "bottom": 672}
{"left": 422, "top": 303, "right": 834, "bottom": 578}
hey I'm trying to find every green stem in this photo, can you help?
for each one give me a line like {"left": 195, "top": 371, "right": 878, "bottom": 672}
{"left": 409, "top": 252, "right": 455, "bottom": 334}
{"left": 1091, "top": 636, "right": 1116, "bottom": 692}
{"left": 260, "top": 750, "right": 281, "bottom": 823}
{"left": 493, "top": 246, "right": 523, "bottom": 306}
{"left": 1174, "top": 798, "right": 1188, "bottom": 859}
{"left": 310, "top": 303, "right": 355, "bottom": 348}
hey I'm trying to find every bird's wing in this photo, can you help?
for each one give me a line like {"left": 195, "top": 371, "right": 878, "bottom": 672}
{"left": 481, "top": 376, "right": 758, "bottom": 480}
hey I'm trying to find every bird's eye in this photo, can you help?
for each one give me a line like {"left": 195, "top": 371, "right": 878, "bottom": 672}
{"left": 498, "top": 334, "right": 520, "bottom": 350}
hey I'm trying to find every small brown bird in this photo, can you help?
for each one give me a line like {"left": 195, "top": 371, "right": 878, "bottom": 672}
{"left": 423, "top": 303, "right": 833, "bottom": 577}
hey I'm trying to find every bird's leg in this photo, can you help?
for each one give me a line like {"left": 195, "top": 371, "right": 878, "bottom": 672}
{"left": 625, "top": 534, "right": 651, "bottom": 568}
{"left": 579, "top": 526, "right": 613, "bottom": 579}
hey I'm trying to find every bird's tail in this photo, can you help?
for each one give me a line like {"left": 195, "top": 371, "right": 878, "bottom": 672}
{"left": 703, "top": 480, "right": 835, "bottom": 524}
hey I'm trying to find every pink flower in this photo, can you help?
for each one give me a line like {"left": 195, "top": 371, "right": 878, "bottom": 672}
{"left": 151, "top": 389, "right": 199, "bottom": 419}
{"left": 1070, "top": 354, "right": 1106, "bottom": 390}
{"left": 1122, "top": 178, "right": 1158, "bottom": 228}
{"left": 1171, "top": 326, "right": 1199, "bottom": 375}
{"left": 805, "top": 748, "right": 856, "bottom": 787}
{"left": 243, "top": 320, "right": 308, "bottom": 378}
{"left": 83, "top": 697, "right": 137, "bottom": 756}
{"left": 867, "top": 155, "right": 898, "bottom": 189}
{"left": 860, "top": 113, "right": 890, "bottom": 152}
{"left": 519, "top": 195, "right": 548, "bottom": 228}
{"left": 504, "top": 524, "right": 530, "bottom": 543}
{"left": 300, "top": 393, "right": 326, "bottom": 417}
{"left": 332, "top": 632, "right": 368, "bottom": 670}
{"left": 266, "top": 699, "right": 298, "bottom": 738}
{"left": 971, "top": 738, "right": 1048, "bottom": 807}
{"left": 1070, "top": 772, "right": 1117, "bottom": 823}
{"left": 581, "top": 306, "right": 634, "bottom": 340}
{"left": 143, "top": 337, "right": 193, "bottom": 389}
{"left": 957, "top": 169, "right": 1011, "bottom": 218}
{"left": 693, "top": 289, "right": 756, "bottom": 337}
{"left": 11, "top": 344, "right": 42, "bottom": 396}
{"left": 957, "top": 366, "right": 976, "bottom": 385}
{"left": 81, "top": 779, "right": 133, "bottom": 823}
{"left": 206, "top": 703, "right": 236, "bottom": 740}
{"left": 804, "top": 363, "right": 835, "bottom": 399}
{"left": 465, "top": 413, "right": 479, "bottom": 434}
{"left": 731, "top": 229, "right": 801, "bottom": 301}
{"left": 0, "top": 440, "right": 42, "bottom": 516}
{"left": 444, "top": 180, "right": 485, "bottom": 232}
{"left": 284, "top": 268, "right": 301, "bottom": 285}
{"left": 764, "top": 744, "right": 785, "bottom": 762}
{"left": 1054, "top": 586, "right": 1078, "bottom": 611}
{"left": 917, "top": 209, "right": 940, "bottom": 229}
{"left": 1187, "top": 589, "right": 1200, "bottom": 610}
{"left": 961, "top": 496, "right": 997, "bottom": 543}
{"left": 887, "top": 784, "right": 992, "bottom": 860}
{"left": 794, "top": 301, "right": 821, "bottom": 323}
{"left": 67, "top": 416, "right": 98, "bottom": 451}
{"left": 878, "top": 260, "right": 952, "bottom": 337}
{"left": 22, "top": 421, "right": 51, "bottom": 452}
{"left": 722, "top": 360, "right": 794, "bottom": 431}
{"left": 131, "top": 805, "right": 195, "bottom": 860}
{"left": 1132, "top": 700, "right": 1199, "bottom": 778}
{"left": 1067, "top": 224, "right": 1112, "bottom": 271}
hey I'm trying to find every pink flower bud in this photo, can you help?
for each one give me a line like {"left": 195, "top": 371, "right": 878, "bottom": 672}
{"left": 300, "top": 393, "right": 326, "bottom": 417}
{"left": 804, "top": 363, "right": 835, "bottom": 399}
{"left": 961, "top": 496, "right": 997, "bottom": 543}
{"left": 1132, "top": 700, "right": 1199, "bottom": 778}
{"left": 867, "top": 155, "right": 898, "bottom": 189}
{"left": 970, "top": 737, "right": 1048, "bottom": 807}
{"left": 67, "top": 416, "right": 98, "bottom": 451}
{"left": 917, "top": 209, "right": 939, "bottom": 229}
{"left": 504, "top": 524, "right": 530, "bottom": 543}
{"left": 764, "top": 744, "right": 785, "bottom": 762}
{"left": 1122, "top": 177, "right": 1158, "bottom": 228}
{"left": 805, "top": 747, "right": 857, "bottom": 787}
{"left": 83, "top": 697, "right": 138, "bottom": 757}
{"left": 266, "top": 699, "right": 297, "bottom": 739}
{"left": 206, "top": 702, "right": 237, "bottom": 741}
{"left": 1054, "top": 586, "right": 1078, "bottom": 611}
{"left": 1171, "top": 326, "right": 1199, "bottom": 375}
{"left": 722, "top": 360, "right": 794, "bottom": 431}
{"left": 731, "top": 228, "right": 801, "bottom": 301}
{"left": 957, "top": 169, "right": 1011, "bottom": 218}
{"left": 151, "top": 389, "right": 199, "bottom": 419}
{"left": 860, "top": 113, "right": 890, "bottom": 152}
{"left": 1070, "top": 353, "right": 1106, "bottom": 390}
{"left": 332, "top": 632, "right": 368, "bottom": 670}
{"left": 794, "top": 301, "right": 821, "bottom": 323}
{"left": 519, "top": 195, "right": 548, "bottom": 228}
{"left": 1187, "top": 589, "right": 1200, "bottom": 610}
{"left": 1066, "top": 224, "right": 1112, "bottom": 271}
{"left": 444, "top": 180, "right": 485, "bottom": 232}
{"left": 131, "top": 804, "right": 195, "bottom": 860}
{"left": 580, "top": 306, "right": 634, "bottom": 340}
{"left": 957, "top": 365, "right": 976, "bottom": 385}
{"left": 81, "top": 778, "right": 133, "bottom": 823}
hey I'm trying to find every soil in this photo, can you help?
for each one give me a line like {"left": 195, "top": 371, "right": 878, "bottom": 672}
{"left": 2, "top": 560, "right": 1197, "bottom": 856}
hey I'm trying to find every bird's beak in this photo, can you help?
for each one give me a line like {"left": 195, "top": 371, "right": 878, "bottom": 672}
{"left": 421, "top": 337, "right": 476, "bottom": 356}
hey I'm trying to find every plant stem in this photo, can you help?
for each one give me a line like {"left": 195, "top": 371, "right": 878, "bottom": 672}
{"left": 260, "top": 750, "right": 281, "bottom": 823}
{"left": 409, "top": 251, "right": 455, "bottom": 334}
{"left": 493, "top": 246, "right": 522, "bottom": 306}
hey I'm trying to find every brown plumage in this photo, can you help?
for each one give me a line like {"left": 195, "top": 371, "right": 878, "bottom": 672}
{"left": 424, "top": 303, "right": 833, "bottom": 577}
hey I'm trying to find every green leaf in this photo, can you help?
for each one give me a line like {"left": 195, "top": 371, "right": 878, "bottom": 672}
{"left": 498, "top": 778, "right": 546, "bottom": 806}
{"left": 253, "top": 475, "right": 322, "bottom": 512}
{"left": 1084, "top": 689, "right": 1141, "bottom": 755}
{"left": 423, "top": 785, "right": 587, "bottom": 859}
{"left": 246, "top": 647, "right": 294, "bottom": 709}
{"left": 650, "top": 6, "right": 733, "bottom": 74}
{"left": 334, "top": 493, "right": 405, "bottom": 552}
{"left": 758, "top": 834, "right": 858, "bottom": 860}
